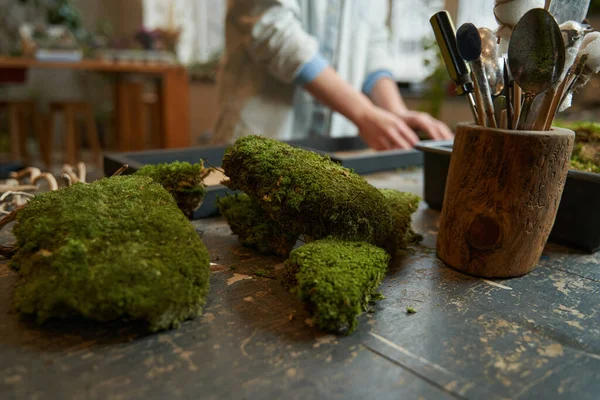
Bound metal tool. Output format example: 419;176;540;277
429;11;479;124
457;23;497;128
534;20;588;130
493;95;506;128
479;27;504;96
508;8;565;130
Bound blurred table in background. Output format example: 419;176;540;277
0;57;191;151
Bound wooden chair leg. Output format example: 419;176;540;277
83;105;102;166
149;97;162;148
115;79;132;152
18;106;31;166
64;105;78;165
46;111;56;168
8;104;20;162
34;111;49;168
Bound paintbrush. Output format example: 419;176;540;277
457;23;497;128
503;58;513;129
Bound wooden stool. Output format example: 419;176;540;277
47;101;102;166
0;100;43;165
143;92;162;148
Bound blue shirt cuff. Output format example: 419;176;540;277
362;70;395;95
293;53;329;86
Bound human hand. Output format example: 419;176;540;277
355;106;420;151
393;110;454;141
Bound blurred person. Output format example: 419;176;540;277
211;0;453;150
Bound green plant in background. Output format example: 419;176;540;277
189;50;223;82
420;36;451;120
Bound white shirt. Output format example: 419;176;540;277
210;0;396;144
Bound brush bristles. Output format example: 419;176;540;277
457;23;482;61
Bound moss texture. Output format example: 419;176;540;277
221;135;395;252
379;189;422;251
135;160;207;217
555;120;600;174
217;193;298;257
10;175;210;331
284;238;390;334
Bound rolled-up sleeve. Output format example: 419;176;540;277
229;0;326;84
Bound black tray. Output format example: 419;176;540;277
0;161;25;180
415;141;600;253
104;137;425;219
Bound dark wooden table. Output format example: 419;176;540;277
1;170;599;400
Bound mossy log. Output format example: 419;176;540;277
9;175;210;331
217;193;298;257
221;136;395;252
135;161;208;217
437;123;574;278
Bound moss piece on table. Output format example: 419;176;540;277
217;193;298;258
378;188;422;251
283;238;390;334
221;135;395;252
554;120;600;173
10;175;210;332
135;160;207;217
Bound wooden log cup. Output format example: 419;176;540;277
436;123;575;278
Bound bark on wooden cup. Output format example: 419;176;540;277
436;122;575;278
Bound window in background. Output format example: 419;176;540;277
456;0;496;31
389;0;445;83
142;0;225;65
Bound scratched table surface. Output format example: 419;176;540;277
1;169;599;400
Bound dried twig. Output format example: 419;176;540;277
0;185;38;193
10;167;41;183
0;191;35;202
62;173;73;187
33;173;59;191
0;208;21;259
111;164;129;177
62;165;80;184
203;160;225;174
77;162;87;183
200;168;215;181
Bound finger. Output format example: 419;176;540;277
370;139;387;151
394;120;419;147
363;133;389;151
377;135;394;151
438;122;454;139
407;114;443;140
386;126;413;149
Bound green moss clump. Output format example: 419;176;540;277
10;175;210;331
284;238;390;334
554;120;600;174
221;135;395;252
134;160;207;217
379;189;422;251
217;193;298;257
